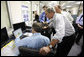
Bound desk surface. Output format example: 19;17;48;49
1;40;20;56
1;32;33;56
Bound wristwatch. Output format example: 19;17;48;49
49;45;53;49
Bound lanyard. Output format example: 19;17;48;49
79;14;83;21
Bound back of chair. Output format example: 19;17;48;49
19;46;42;56
19;46;56;56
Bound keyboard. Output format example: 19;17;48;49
20;35;28;39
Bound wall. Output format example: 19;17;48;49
1;1;10;29
7;1;23;24
21;1;32;26
32;1;40;24
7;1;32;26
70;7;78;15
69;5;83;16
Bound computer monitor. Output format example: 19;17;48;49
13;28;23;38
13;22;26;31
1;27;9;47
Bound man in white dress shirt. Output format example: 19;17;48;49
54;5;75;56
40;6;75;56
62;9;74;24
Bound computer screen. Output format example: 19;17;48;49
1;27;9;46
13;22;26;31
13;28;23;38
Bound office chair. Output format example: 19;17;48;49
19;46;56;56
19;46;41;56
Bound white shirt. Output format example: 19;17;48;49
49;13;75;43
61;11;74;24
49;13;65;43
61;12;75;36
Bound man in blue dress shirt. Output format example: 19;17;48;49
39;5;52;40
39;5;50;23
76;12;83;45
15;22;50;50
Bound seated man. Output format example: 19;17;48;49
15;22;50;50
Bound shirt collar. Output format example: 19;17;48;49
33;33;41;36
52;13;56;20
49;13;55;23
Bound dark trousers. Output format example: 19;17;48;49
75;28;83;44
52;27;56;36
55;34;75;56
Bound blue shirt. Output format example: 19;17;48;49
15;33;50;50
39;12;50;23
76;13;83;26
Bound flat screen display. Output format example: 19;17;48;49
1;27;9;47
13;22;26;31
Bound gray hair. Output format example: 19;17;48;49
46;7;55;13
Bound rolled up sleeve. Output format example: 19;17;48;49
52;15;65;43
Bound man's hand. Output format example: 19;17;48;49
39;46;51;56
39;39;59;56
43;22;48;24
42;26;48;29
78;24;83;29
80;26;83;29
42;22;49;29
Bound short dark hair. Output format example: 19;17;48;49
43;5;47;8
32;22;42;32
63;9;66;11
57;5;62;10
33;11;35;14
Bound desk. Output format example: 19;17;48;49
1;33;33;56
1;40;19;56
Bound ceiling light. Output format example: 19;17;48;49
68;1;75;2
66;6;71;7
75;2;81;4
61;3;65;6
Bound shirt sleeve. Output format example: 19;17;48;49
76;13;83;24
39;12;45;22
15;37;29;47
46;18;50;23
67;12;74;23
44;37;50;46
52;15;65;43
76;17;80;24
